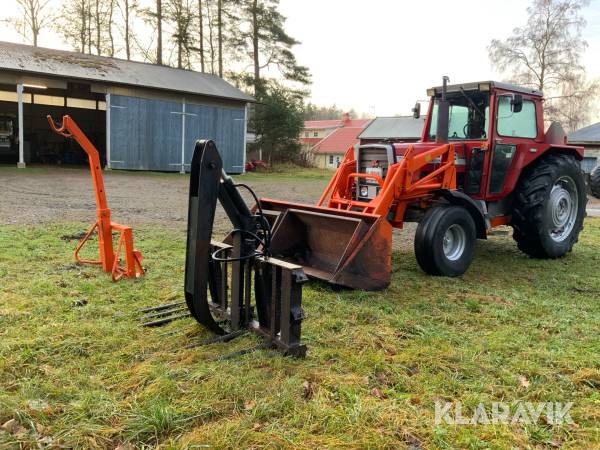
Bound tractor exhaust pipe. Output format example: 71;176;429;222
436;76;450;144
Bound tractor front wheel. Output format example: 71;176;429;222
590;165;600;199
511;154;587;258
414;206;477;276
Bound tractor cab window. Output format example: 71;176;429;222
428;91;489;141
496;96;537;138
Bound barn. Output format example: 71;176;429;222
0;41;253;173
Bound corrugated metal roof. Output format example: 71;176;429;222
359;116;425;140
311;127;365;154
568;122;600;144
0;41;254;102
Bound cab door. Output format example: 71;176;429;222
486;93;540;199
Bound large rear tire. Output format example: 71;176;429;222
511;153;586;258
414;206;477;276
590;165;600;199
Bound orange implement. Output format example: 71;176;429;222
260;142;456;290
47;115;144;281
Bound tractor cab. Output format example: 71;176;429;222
417;80;545;203
356;81;548;205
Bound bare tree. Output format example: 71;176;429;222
58;0;91;53
164;0;194;69
547;75;599;132
7;0;55;47
489;0;596;128
117;0;138;60
91;0;115;55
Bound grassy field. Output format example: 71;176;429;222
1;200;599;448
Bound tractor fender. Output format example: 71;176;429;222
434;189;488;239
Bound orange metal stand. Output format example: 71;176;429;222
48;115;144;281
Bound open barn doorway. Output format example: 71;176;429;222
0;83;106;166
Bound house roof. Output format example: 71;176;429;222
568;122;600;144
359;116;425;140
0;41;254;103
311;126;366;154
304;118;371;129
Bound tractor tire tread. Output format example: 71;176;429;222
511;153;586;258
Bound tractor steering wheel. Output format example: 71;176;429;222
463;123;470;139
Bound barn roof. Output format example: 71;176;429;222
359;116;425;140
0;41;254;103
568;122;600;144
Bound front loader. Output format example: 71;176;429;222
255;78;587;290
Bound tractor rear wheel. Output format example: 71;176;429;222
590;165;600;199
414;206;477;276
511;153;586;258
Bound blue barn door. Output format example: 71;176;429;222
109;94;245;173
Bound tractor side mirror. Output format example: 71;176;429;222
412;101;421;119
511;94;523;113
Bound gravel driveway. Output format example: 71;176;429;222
0;166;328;231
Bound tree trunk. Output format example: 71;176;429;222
28;0;39;47
199;0;205;72
252;0;260;93
80;0;87;52
108;0;115;56
124;0;131;60
217;0;222;77
207;1;215;74
87;0;93;54
95;0;101;55
157;0;163;64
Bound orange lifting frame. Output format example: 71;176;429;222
47;115;144;281
317;143;457;227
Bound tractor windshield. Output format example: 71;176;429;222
428;90;489;141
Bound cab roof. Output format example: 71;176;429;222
428;81;543;97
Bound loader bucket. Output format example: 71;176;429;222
260;199;392;291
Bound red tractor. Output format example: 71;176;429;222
256;78;587;290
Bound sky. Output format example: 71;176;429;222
1;0;599;118
278;0;600;117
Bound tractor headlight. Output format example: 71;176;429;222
359;186;369;198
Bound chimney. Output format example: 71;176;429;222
341;112;350;124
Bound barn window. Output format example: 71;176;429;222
329;155;334;164
34;94;64;107
0;91;31;103
67;98;97;110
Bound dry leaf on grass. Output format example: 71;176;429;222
302;380;315;399
371;387;383;399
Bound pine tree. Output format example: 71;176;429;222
238;0;310;93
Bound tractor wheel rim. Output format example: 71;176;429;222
549;175;578;243
443;224;466;261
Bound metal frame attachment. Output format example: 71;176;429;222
48;115;144;281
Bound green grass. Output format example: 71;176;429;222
1;220;599;449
